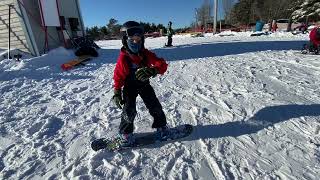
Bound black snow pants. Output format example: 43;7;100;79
119;59;167;134
167;35;173;46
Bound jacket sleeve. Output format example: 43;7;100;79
113;54;129;90
144;49;168;75
310;28;320;46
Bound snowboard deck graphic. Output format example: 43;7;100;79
91;124;193;152
61;55;92;70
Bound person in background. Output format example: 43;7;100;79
166;21;173;47
297;22;308;34
271;20;278;32
255;18;265;32
112;21;169;147
268;19;272;32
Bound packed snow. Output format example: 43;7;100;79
1;31;320;179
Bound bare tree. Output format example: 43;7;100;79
223;0;234;24
229;0;305;26
195;0;212;30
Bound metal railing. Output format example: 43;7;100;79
0;3;29;60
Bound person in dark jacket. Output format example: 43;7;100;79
166;21;173;47
112;21;169;146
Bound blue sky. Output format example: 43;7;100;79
79;0;225;28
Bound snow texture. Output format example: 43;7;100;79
1;31;320;179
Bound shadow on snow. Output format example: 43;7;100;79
191;104;320;140
135;104;320;150
152;40;305;61
97;40;306;63
103;104;320;154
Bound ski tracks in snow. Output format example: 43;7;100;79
154;52;320;179
1;36;320;179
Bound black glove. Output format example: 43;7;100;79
135;67;158;82
112;89;124;109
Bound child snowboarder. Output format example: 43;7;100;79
112;21;169;147
165;21;173;47
303;26;320;54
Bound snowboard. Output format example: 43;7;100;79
91;124;193;152
163;43;173;48
61;55;92;70
250;32;269;36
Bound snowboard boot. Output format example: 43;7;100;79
315;45;320;55
155;125;171;141
301;44;309;54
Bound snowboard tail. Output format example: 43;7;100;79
61;55;92;70
91;124;193;152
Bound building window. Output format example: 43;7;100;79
69;18;79;31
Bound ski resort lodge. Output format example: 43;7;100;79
0;0;85;57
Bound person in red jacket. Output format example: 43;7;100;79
308;26;320;54
112;21;169;147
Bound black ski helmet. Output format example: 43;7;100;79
120;21;145;52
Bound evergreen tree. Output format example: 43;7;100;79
292;0;320;21
100;26;109;37
86;26;100;40
107;18;121;36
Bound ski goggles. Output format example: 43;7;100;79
123;26;144;37
127;35;142;43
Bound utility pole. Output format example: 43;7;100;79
195;8;197;32
213;0;218;34
8;4;13;60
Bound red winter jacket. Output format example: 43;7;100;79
113;48;168;90
310;27;320;47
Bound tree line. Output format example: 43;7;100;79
86;18;168;40
193;0;319;29
227;0;319;26
87;0;320;39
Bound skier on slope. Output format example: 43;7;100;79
307;26;320;54
112;21;169;147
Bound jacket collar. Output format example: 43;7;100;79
120;47;145;64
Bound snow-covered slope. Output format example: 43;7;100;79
1;32;319;179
